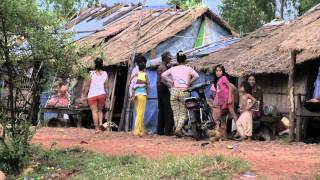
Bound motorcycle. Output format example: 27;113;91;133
183;81;215;140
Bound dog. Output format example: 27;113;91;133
208;127;226;142
47;118;68;127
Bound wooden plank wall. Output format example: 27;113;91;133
255;69;313;114
105;68;118;121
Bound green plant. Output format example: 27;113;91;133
297;0;320;15
0;113;34;174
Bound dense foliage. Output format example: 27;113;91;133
219;0;320;35
297;0;320;15
219;0;277;35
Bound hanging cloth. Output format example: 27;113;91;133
313;67;320;99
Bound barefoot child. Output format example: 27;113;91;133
210;65;238;131
236;81;256;141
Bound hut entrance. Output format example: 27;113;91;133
304;60;320;101
297;59;320;143
111;66;128;129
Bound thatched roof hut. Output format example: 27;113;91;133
190;4;320;77
73;4;236;66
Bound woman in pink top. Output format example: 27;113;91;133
161;51;199;137
83;58;109;132
210;65;238;134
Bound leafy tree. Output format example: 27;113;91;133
279;0;302;20
297;0;320;15
167;0;202;10
219;0;277;35
0;0;92;174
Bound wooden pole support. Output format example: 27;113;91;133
288;50;297;142
296;116;302;141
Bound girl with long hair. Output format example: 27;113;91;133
210;64;238;133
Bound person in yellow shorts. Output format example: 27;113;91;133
132;59;149;136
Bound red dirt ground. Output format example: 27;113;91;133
33;128;320;179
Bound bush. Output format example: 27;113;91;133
0;113;35;174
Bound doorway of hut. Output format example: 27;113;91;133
111;66;128;130
302;59;320;143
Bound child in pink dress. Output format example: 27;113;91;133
210;65;238;132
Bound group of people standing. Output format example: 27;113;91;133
210;65;263;140
129;51;263;141
129;51;199;137
83;52;263;140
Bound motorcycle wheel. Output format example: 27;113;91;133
203;110;215;129
191;123;201;141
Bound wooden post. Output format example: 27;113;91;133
303;117;309;140
288;50;297;142
296;116;301;141
119;65;133;131
107;67;118;122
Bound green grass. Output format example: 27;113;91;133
16;147;250;180
315;172;320;180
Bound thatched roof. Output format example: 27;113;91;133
190;4;320;77
280;4;320;54
73;4;235;66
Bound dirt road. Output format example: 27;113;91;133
33;128;320;179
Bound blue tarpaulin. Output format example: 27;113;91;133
145;19;202;60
